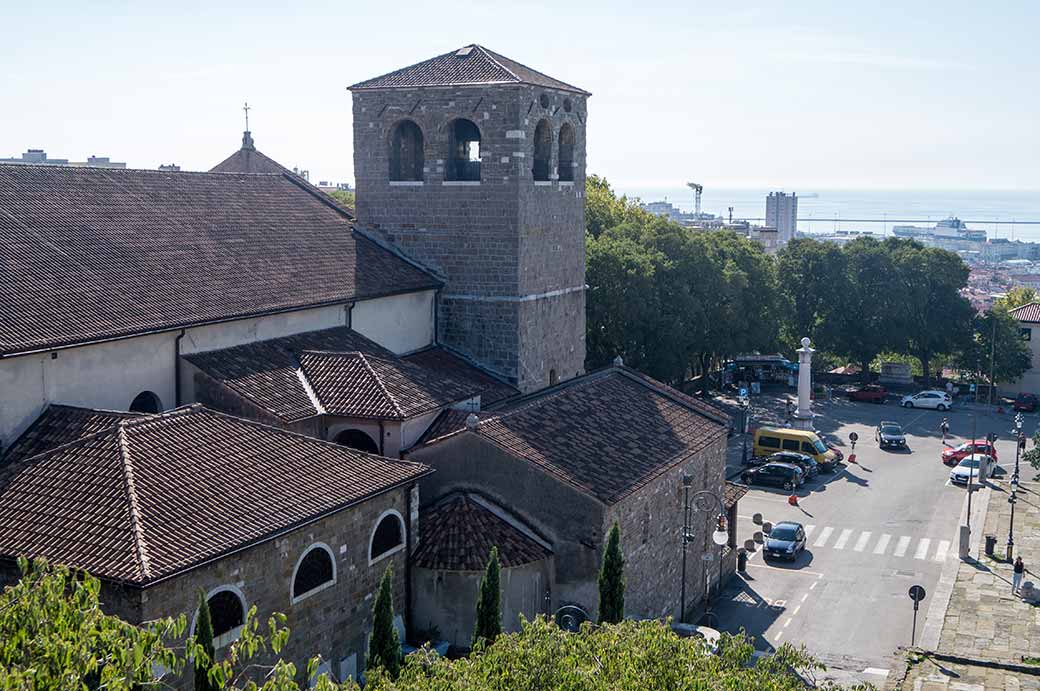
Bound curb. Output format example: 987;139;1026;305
918;649;1040;677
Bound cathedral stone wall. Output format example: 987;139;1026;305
352;84;587;391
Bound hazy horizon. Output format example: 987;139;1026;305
2;1;1038;191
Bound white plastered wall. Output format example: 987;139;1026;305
352;290;436;354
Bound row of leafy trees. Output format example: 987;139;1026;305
586;176;1033;388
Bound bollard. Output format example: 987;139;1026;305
737;549;748;572
848;454;857;465
984;535;996;557
788;495;799;506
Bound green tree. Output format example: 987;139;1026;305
597;522;625;624
954;307;1032;386
472;546;502;649
195;591;218;691
775;237;848;348
328;188;355;209
997;286;1040;311
367;566;402;678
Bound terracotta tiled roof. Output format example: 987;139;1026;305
418;367;729;505
1010;302;1040;323
723;481;748;508
186;327;510;422
349;45;590;96
412;494;551;571
402;347;517;407
1;405;141;465
0;165;439;357
0;405;430;585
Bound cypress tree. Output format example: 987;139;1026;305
367;565;401;678
193;591;216;691
472;546;502;648
598;521;625;624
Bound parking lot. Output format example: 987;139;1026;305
710;393;1025;685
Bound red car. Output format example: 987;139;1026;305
1014;393;1038;412
848;385;887;403
942;440;998;466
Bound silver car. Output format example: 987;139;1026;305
901;390;952;411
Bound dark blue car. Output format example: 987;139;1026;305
765;521;807;561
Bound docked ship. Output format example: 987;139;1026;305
892;216;987;242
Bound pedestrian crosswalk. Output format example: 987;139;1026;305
767;523;952;562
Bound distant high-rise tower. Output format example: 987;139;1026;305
349;45;589;393
766;192;798;244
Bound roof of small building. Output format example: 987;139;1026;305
1;404;141;465
1010;302;1040;324
0;164;439;357
349;44;590;96
412;493;552;571
0;404;430;586
723;481;748;508
185;327;516;422
414;367;730;505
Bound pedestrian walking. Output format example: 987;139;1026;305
1014;556;1025;593
940;417;950;444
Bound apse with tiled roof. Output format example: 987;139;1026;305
350;45;590;394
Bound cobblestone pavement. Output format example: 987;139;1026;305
892;655;1040;691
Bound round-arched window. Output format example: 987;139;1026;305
129;391;162;414
193;587;247;649
334;429;379;454
446;119;481;182
558;123;576;183
533;119;552;182
291;544;336;602
539;93;550;109
369;510;405;563
389;120;424;182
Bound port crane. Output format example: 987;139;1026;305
686;182;703;217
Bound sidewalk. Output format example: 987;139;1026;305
891;475;1040;690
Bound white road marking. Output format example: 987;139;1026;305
809;580;818;590
801;593;808;602
894;536;911;557
803;524;816;538
934;539;950;562
746;564;826;577
783;618;792;628
833;528;853;550
853;531;872;552
863;668;889;677
792;605;801;615
776;631;784;641
814;526;834;547
914;538;931;560
873;533;892;555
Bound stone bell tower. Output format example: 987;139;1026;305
349;45;589;393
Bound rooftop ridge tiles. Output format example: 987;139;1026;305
116;422;151;580
355;352;405;419
475;45;522;84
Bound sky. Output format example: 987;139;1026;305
1;1;1038;190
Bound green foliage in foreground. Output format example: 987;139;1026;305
597;522;625;624
369;616;876;691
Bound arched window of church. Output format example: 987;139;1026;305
129;391;162;414
446;119;481;182
533;119;552;181
369;510;405;563
549;369;558;386
194;587;246;649
291;543;336;603
334;429;379;454
558;123;576;182
389;120;424;182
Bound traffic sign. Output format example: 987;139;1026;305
970;383;977;393
739;387;748;399
849;432;859;442
908;585;926;605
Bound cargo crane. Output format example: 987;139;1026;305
686;182;703;218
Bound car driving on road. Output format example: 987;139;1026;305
741;462;804;490
950;454;992;486
764;451;819;479
942;440;998;466
1014;392;1038;412
875;421;907;449
848;385;887;403
900;390;952;410
764;521;807;561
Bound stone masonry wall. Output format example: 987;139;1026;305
352;84;587;391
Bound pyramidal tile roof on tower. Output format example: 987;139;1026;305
349;44;590;96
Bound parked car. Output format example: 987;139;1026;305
848;385;887;403
741;462;804;490
753;427;840;472
1013;393;1038;413
765;451;819;479
764;521;807;561
900;390;953;410
942;440;998;466
950;454;992;486
670;623;721;653
875;421;907;449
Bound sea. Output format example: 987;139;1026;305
617;187;1040;244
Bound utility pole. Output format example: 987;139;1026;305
989;313;997;407
680;476;691;623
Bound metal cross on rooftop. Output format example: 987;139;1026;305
243;101;250;131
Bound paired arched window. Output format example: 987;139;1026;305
291;543;336;603
129;391;162;414
447;119;481;182
533;119;552;181
334;429;379;454
369;510;405;563
389;120;424;182
558;123;575;182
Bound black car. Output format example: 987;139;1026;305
875;421;906;449
741;462;804;490
764;521;807;561
765;451;818;479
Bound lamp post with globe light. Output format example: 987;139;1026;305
679;476;729;624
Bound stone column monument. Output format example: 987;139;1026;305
792;337;815;431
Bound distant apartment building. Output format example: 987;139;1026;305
0;149;126;169
766;192;798;244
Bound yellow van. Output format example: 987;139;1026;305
753;427;839;472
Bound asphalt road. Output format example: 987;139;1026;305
710;396;1027;686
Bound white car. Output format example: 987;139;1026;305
901;390;953;411
950;454;992;486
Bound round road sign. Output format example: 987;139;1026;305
908;585;926;602
850;432;859;442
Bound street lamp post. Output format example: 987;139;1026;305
741;397;751;464
679;477;728;625
1007;414;1024;561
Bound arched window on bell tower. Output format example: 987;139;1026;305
558;123;575;182
446;118;481;182
389;120;424;182
533;119;552;182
